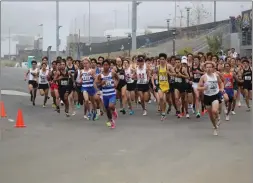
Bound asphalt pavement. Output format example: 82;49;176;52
0;67;252;183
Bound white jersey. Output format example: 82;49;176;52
28;68;38;81
136;64;148;84
76;69;81;84
38;69;49;84
125;67;134;84
203;73;219;96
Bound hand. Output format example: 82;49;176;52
101;80;106;86
153;86;156;90
204;83;208;90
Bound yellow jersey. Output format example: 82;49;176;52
158;66;170;92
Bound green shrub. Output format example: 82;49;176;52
177;47;193;56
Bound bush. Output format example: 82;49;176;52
177;47;193;56
1;60;17;67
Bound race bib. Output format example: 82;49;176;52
175;77;182;83
119;75;125;80
225;81;232;87
194;74;201;79
245;76;251;80
40;76;46;83
61;80;68;86
105;80;112;86
82;76;90;81
159;75;167;81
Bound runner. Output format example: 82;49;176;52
124;58;135;115
49;60;60;112
192;55;204;118
241;59;252;111
96;59;119;129
198;61;224;136
136;55;151;115
25;60;39;106
38;63;50;107
80;57;98;120
114;57;127;115
57;60;73;117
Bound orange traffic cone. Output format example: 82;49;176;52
15;109;26;128
0;101;7;118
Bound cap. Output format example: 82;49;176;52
181;56;187;64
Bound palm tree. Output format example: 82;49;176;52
206;33;223;54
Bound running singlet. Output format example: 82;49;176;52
203;73;219;96
192;66;202;83
137;65;148;84
75;69;81;84
101;72;116;96
67;65;76;78
29;68;38;81
223;72;234;89
81;69;94;89
116;67;125;81
125;67;134;84
59;71;69;88
242;67;252;86
158;65;169;92
38;70;49;84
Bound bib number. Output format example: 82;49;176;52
40;76;46;83
194;74;201;79
159;75;167;81
119;75;125;80
175;77;182;83
245;76;251;80
61;80;68;86
105;80;112;86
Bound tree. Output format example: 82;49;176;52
177;47;193;56
206;33;223;54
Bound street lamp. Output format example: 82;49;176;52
106;35;111;58
127;33;132;56
56;25;62;56
166;19;171;37
172;29;176;56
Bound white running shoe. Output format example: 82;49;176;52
143;110;147;116
224;108;228;114
238;101;241;107
225;115;230;121
84;115;89;120
231;111;236;115
186;113;190;118
213;129;218;136
148;100;151;104
72;111;76;116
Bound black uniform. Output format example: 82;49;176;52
116;66;127;91
242;67;252;91
58;71;71;101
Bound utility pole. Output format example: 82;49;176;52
252;1;253;59
186;7;191;27
88;0;91;51
174;0;177;27
166;19;170;37
214;1;216;22
56;0;59;56
128;4;130;29
8;27;11;60
131;0;141;51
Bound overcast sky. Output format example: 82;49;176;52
1;1;252;56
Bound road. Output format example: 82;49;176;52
0;67;252;183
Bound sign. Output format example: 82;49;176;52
242;9;252;28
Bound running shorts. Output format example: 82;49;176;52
50;83;58;90
116;80;127;91
225;88;234;102
243;82;252;91
137;84;149;92
81;87;96;96
103;94;116;108
38;83;49;90
28;80;38;88
127;82;136;91
59;87;71;101
203;93;219;106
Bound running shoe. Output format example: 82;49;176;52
106;121;111;127
111;119;116;129
60;100;64;106
143;110;147;116
112;109;118;120
167;107;171;114
213;129;218;136
52;103;56;108
129;110;134;115
76;103;81;109
120;108;126;115
56;106;60;113
148;100;151;104
225;115;230;121
84;115;89;120
65;110;70;117
186;113;190;119
72;111;76;116
87;113;91;120
161;114;166;121
196;112;200;118
231;111;236;115
43;105;46;108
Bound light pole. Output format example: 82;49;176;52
166;19;171;37
186;7;191;39
131;1;142;51
56;25;62;56
8;27;11;60
127;33;131;56
38;24;43;49
106;35;111;58
56;0;59;56
172;29;176;56
214;1;216;22
252;2;253;59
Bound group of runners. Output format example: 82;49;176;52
25;52;252;135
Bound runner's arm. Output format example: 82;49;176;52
197;76;207;91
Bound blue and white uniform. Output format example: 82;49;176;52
101;72;116;108
81;69;96;96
